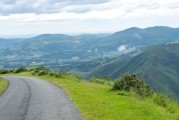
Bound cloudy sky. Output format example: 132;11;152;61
0;0;179;36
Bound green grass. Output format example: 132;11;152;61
16;72;179;120
0;78;8;94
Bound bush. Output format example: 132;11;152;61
49;72;55;76
35;66;49;71
9;69;15;73
37;71;49;76
113;74;153;97
54;72;69;78
32;66;50;76
117;90;131;96
153;94;167;107
15;66;27;73
27;67;35;72
0;69;9;74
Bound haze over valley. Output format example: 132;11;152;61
0;26;179;99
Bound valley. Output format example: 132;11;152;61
1;26;179;99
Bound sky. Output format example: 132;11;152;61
0;0;179;36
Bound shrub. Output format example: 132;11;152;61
113;74;153;97
153;94;167;107
8;69;15;73
32;66;50;76
37;71;49;76
117;90;131;96
54;72;69;78
0;69;9;74
15;66;27;73
35;66;49;71
49;72;55;76
73;74;82;80
27;67;35;72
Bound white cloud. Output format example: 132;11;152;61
135;34;142;40
117;45;137;54
0;0;179;35
0;0;179;22
117;45;127;53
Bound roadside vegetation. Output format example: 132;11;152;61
0;66;179;120
0;78;8;94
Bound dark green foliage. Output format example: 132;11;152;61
73;74;82;80
35;66;49;71
113;74;153;97
0;69;9;74
49;72;55;76
0;68;16;74
54;72;69;78
37;71;49;76
8;69;15;73
15;66;27;73
32;66;50;76
27;67;35;72
153;94;167;107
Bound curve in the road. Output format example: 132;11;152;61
0;76;82;120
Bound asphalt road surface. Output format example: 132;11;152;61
0;76;82;120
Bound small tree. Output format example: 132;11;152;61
15;66;27;73
32;66;50;76
0;69;9;74
113;74;153;97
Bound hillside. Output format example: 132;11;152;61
0;38;25;47
1;26;179;69
89;43;179;99
3;69;178;120
0;78;8;94
95;26;179;51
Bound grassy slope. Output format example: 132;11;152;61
89;44;179;99
0;78;8;94
17;72;179;120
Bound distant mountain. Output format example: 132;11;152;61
95;26;179;51
88;43;179;99
0;33;111;68
1;26;179;71
0;38;25;47
2;26;179;60
8;33;109;59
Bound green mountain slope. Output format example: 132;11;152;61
89;43;179;99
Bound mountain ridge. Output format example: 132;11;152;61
88;43;179;99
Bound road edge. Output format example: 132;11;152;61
38;77;83;119
0;77;9;97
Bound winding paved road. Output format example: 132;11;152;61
0;76;82;120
